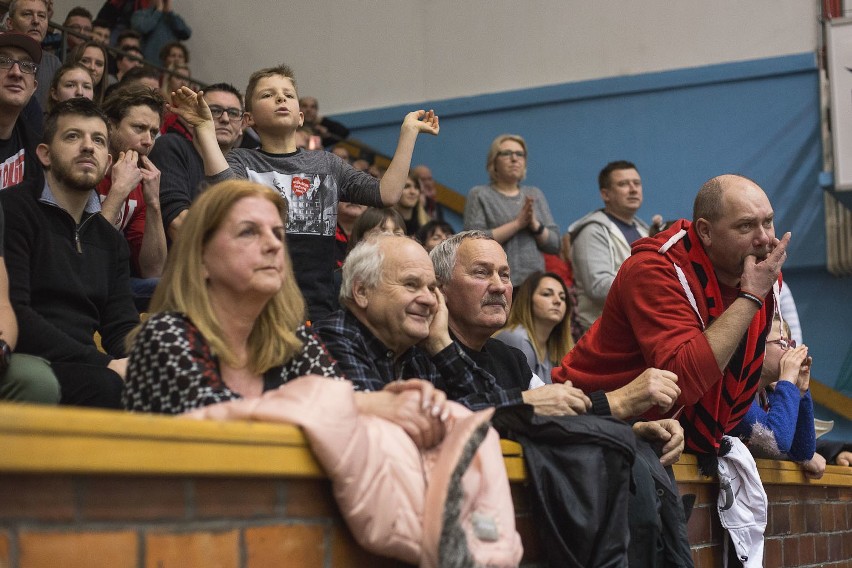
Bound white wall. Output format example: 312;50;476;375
56;1;818;114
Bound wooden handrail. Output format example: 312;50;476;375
0;402;849;487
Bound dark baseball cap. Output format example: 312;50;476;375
0;32;43;65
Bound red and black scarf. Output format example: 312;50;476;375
665;222;774;455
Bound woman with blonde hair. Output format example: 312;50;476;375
464;134;560;286
494;271;573;383
124;179;452;442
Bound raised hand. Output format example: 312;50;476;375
402;109;440;136
168;86;213;128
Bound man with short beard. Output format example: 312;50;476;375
0;98;139;408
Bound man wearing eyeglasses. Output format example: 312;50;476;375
0;32;41;190
149;83;245;241
5;0;61;108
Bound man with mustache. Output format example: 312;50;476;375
0;98;139;408
316;233;523;411
555;174;790;458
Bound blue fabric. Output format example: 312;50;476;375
729;381;816;462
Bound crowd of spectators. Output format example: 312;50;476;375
0;3;850;566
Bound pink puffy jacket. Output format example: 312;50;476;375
186;375;523;567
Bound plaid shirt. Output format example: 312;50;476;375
315;309;524;411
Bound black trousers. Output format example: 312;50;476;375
52;362;124;409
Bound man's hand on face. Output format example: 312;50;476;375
418;287;452;356
521;382;591;416
138;155;162;206
110;150;143;199
740;231;791;299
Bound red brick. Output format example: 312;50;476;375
783;535;799;565
330;523;404;568
145;529;238;568
691;544;722;568
245;524;324;568
687;506;712;545
194;478;278;519
19;530;137;568
834;503;847;533
80;476;186;521
790;503;806;533
830;532;844;562
799;534;815;565
283;479;338;518
823;502;837;531
815;534;830;564
769;503;790;535
764;537;782;567
804;502;822;534
0;475;75;521
0;531;9;566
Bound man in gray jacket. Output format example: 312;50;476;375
569;160;650;335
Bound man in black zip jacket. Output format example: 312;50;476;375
0;98;139;408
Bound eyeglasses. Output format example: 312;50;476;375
67;24;93;34
767;337;796;350
208;105;243;121
0;56;38;75
496;150;526;159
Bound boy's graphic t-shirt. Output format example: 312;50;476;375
208;148;383;320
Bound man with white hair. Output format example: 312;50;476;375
315;233;520;410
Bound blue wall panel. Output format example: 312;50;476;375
335;53;852;392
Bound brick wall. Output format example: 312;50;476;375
1;404;850;567
0;474;408;568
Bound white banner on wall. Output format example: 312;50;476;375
827;18;852;191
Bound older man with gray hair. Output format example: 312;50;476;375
315;233;520;410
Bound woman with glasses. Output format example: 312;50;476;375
729;315;824;478
463;134;560;285
494;271;573;385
